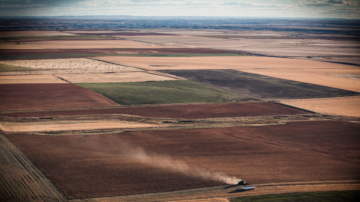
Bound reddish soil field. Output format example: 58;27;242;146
0;48;250;57
0;84;118;111
5;121;360;199
1;102;312;118
74;32;175;36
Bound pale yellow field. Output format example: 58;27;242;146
242;68;360;93
0;40;172;49
0;31;75;37
0;58;140;73
0;75;67;84
280;96;360;117
93;56;360;92
56;72;180;83
0;120;158;133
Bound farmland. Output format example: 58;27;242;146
77;80;255;105
0;75;67;84
3;121;360;199
0;102;312;119
0;18;360;202
0;84;118;111
161;69;360;99
95;56;360;93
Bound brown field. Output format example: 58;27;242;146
0;84;118;111
77;32;175;36
0;75;67;84
4;121;360;199
0;40;172;49
0;120;158;132
0;48;247;57
280;96;360;117
0;134;67;202
56;72;180;83
94;56;360;92
0;31;75;37
0;102;312;119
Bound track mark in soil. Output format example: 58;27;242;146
0;133;67;201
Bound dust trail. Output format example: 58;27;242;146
120;143;241;184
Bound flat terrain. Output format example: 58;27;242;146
0;102;311;119
57;72;179;83
161;70;360;99
0;75;67;84
0;31;75;37
280;96;360;117
0;58;139;74
77;80;254;106
94;56;360;92
0;40;172;49
1;26;360;202
4;121;360;199
72;181;360;202
0;84;119;111
0;48;249;60
119;29;360;59
0;120;158;132
0;63;31;72
231;190;360;202
0;134;67;202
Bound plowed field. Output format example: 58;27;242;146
5;121;360;199
0;134;67;202
1;102;312;119
0;84;118;111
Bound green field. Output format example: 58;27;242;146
0;63;32;72
77;80;256;105
231;191;360;202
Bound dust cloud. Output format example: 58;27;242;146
120;143;241;184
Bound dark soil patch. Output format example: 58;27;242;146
5;121;360;199
73;32;175;36
2;102;312;119
161;69;360;99
0;84;118;111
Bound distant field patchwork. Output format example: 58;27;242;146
161;70;360;99
77;80;256;106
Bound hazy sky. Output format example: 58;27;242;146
0;0;359;18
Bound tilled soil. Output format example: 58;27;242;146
1;102;312;118
0;83;119;111
4;121;360;199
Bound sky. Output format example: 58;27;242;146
0;0;359;19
